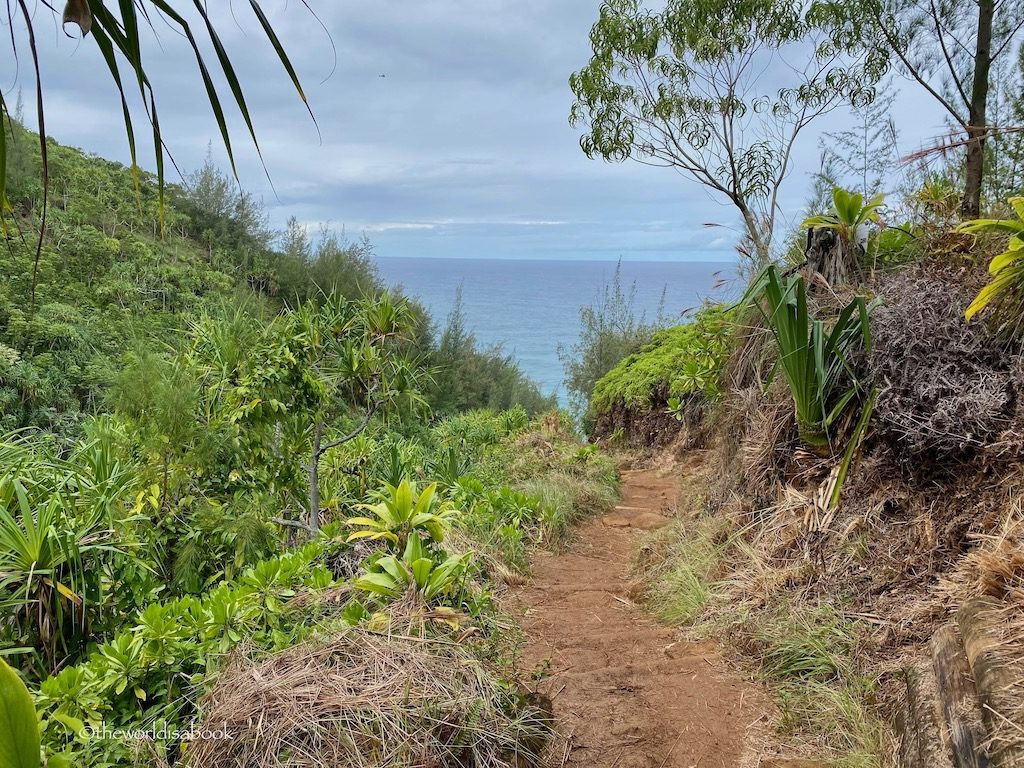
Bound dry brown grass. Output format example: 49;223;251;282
185;623;551;768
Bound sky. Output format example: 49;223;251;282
9;1;951;262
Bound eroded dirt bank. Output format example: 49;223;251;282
512;467;771;768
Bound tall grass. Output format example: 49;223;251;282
638;508;883;766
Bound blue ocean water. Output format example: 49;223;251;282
374;257;737;402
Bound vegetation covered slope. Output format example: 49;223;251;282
0;124;595;767
0;122;553;435
588;306;732;448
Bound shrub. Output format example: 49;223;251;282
589;304;733;417
355;535;473;603
802;187;885;284
33;540;347;766
559;261;667;417
345;478;459;549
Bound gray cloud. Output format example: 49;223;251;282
10;1;950;262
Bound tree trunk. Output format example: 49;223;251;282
307;418;323;535
962;0;995;219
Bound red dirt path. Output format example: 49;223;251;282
512;467;770;768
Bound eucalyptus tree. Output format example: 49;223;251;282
854;0;1024;217
569;0;886;266
2;1;319;304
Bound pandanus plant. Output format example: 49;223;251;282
744;266;875;450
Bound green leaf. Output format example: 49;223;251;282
965;277;1006;320
248;0;318;128
410;558;433;590
51;714;85;739
355;573;399;597
0;658;40;768
988;245;1024;275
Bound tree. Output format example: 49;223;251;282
178;150;272;272
289;294;425;534
569;0;885;265
981;43;1024;202
858;0;1024;217
558;261;664;420
429;288;557;415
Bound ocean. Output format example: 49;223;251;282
374;257;738;402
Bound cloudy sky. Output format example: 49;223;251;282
13;1;950;262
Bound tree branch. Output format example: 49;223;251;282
927;0;971;109
271;517;313;532
316;397;379;457
876;7;965;124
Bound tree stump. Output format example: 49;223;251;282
804;227;859;288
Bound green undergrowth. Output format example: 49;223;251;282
3;406;617;767
463;413;620;551
589;305;733;418
640;512;883;768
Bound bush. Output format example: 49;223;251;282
589;304;733;419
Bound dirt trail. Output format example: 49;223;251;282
513;467;766;768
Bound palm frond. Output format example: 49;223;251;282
5;0;321;303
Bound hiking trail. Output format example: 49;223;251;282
513;465;779;768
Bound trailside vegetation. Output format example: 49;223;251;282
0;122;599;766
568;8;1024;749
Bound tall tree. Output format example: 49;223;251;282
569;0;885;265
859;0;1024;217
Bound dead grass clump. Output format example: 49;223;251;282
868;266;1022;462
186;629;551;768
951;505;1024;605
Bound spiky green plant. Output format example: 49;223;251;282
345;479;459;549
744;266;875;449
958;197;1024;336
